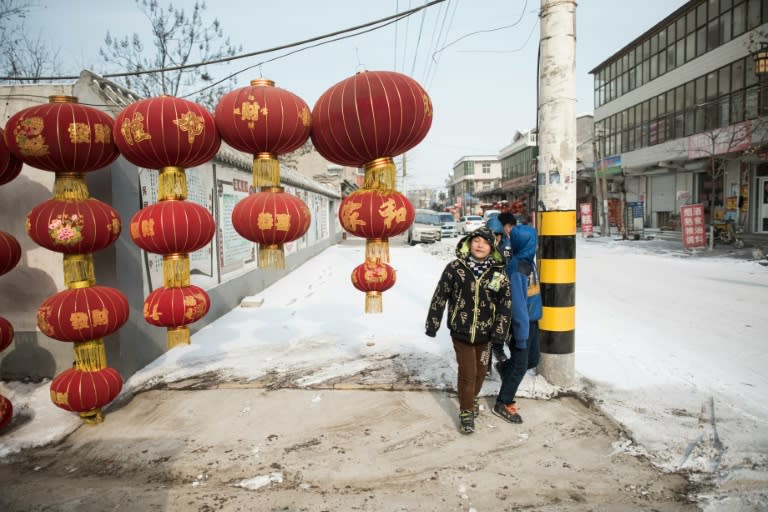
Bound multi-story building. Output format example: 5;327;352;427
497;129;538;215
449;156;502;216
590;0;768;235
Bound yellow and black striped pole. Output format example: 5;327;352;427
536;0;577;386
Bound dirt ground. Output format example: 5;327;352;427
0;386;701;512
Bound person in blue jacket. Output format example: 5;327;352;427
485;214;530;423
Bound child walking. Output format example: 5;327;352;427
425;227;512;434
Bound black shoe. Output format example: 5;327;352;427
473;397;480;418
492;402;522;424
459;410;475;434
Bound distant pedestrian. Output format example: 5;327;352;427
425;227;512;434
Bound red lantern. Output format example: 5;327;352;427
37;285;129;342
0;395;12;430
143;285;210;327
0;230;21;276
50;366;123;414
0;316;13;352
4;96;119;173
0;128;23;185
231;190;311;268
129;200;214;254
214;79;311;156
26;198;121;254
351;260;397;313
114;96;220;169
311;71;432;189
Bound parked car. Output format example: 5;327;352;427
408;210;443;245
458;215;484;234
437;212;458;238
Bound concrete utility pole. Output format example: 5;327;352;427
536;0;576;387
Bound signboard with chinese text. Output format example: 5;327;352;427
579;203;593;237
680;203;707;249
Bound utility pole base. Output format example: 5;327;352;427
538;352;576;388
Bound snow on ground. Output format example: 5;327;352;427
1;233;767;508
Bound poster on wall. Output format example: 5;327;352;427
138;166;215;292
216;176;255;275
680;203;706;249
579;203;593;237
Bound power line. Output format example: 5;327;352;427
409;1;429;77
0;0;446;82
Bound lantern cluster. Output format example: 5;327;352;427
0;231;21;430
3;96;127;424
215;79;311;269
311;71;432;312
114;96;220;348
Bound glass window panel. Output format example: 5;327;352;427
732;59;744;90
667;90;676;115
677;16;686;38
685;108;695;135
650;97;658;119
651;34;658;54
720;11;732;42
706;71;718;99
696;27;707;56
628;68;636;89
745;55;757;87
677;39;686;66
731;90;744;122
676;85;685;110
720;0;732;12
764;0;768;21
747;0;760;28
642;40;650;60
732;2;746;36
628;48;635;67
658;93;667;115
697;3;707;26
719;95;730;126
709;0;720;18
686;10;696;33
659;48;668;75
650;54;658;80
707;20;719;49
667;45;676;70
719;66;730;95
685;81;696;107
686;32;696;61
745;86;758;119
668;23;676;43
658;29;667;48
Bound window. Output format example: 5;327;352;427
720;11;732;43
686;32;696;61
707;19;719;49
732;2;745;36
696;27;707;57
482;163;491;174
747;0;761;29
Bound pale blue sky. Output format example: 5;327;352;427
22;0;688;188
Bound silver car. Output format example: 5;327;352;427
437;212;458;238
408;210;443;245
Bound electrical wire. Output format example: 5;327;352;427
0;0;446;82
409;1;429;76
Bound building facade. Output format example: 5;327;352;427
449;156;502;216
590;0;768;234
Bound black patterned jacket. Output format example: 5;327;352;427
425;239;511;345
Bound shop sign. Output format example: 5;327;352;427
680;203;706;249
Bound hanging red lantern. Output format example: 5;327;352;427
0;316;13;352
351;259;397;313
129;200;214;254
214;79;311;187
4;96;119;173
37;286;129;342
339;189;415;261
49;366;123;421
0;230;21;276
311;70;433;190
0;395;12;430
114;96;220;170
231;189;311;268
143;285;210;327
0;128;23;185
26;198;121;254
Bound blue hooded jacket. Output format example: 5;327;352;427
509;224;537;270
485;216;529;347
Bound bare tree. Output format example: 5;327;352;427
99;0;242;110
0;0;60;82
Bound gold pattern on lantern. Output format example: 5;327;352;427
162;254;191;288
74;339;107;372
275;213;291;232
167;326;190;348
379;199;407;228
234;100;266;128
423;94;433;117
340;201;365;229
257;212;275;230
120;112;151;145
173;111;205;144
144;302;161;322
364;264;389;283
37;307;54;337
50;390;69;407
110;217;121;235
13;117;48;157
68;122;91;143
90;308;110;327
69;311;90;330
299;106;310;127
94;123;112;144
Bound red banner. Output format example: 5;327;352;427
680;204;706;249
579;203;593;237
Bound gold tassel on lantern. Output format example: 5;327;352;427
73;339;107;372
162;254;191;288
365;238;390;264
365;291;383;314
63;254;96;288
252;152;280;188
363;157;397;190
157;166;188;201
53;172;89;200
258;243;285;270
167;326;191;348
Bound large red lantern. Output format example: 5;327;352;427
0;316;13;352
4;96;119;173
215;79;311;187
0;230;21;276
339;189;414;262
0;127;23;185
0;395;12;430
37;286;129;342
129;200;214;254
26;198;121;254
231;190;311;267
311;70;432;190
50;367;123;423
114;96;220;169
143;285;210;327
351;260;397;313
